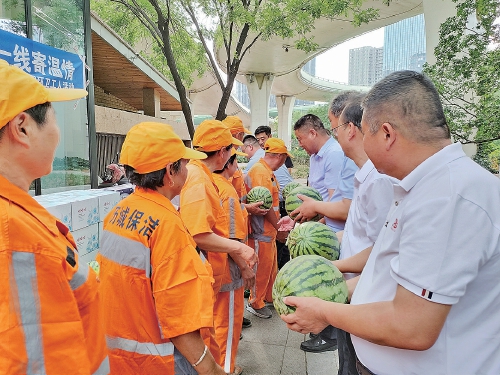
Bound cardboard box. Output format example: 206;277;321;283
101;183;135;200
78;249;99;264
34;196;73;230
71;223;99;255
88;190;121;221
70;196;99;231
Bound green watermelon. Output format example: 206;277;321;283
272;255;348;315
287;222;340;261
282;181;301;200
285;186;323;221
247;186;273;210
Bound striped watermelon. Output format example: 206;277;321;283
285;186;323;221
272;255;348;315
287;222;340;261
247;186;273;210
282;181;301;200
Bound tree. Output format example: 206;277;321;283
92;0;391;137
424;0;500;168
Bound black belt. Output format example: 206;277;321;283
356;357;376;375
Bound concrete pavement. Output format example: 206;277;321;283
236;303;339;375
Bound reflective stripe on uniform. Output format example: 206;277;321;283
93;356;110;375
12;251;46;375
69;262;89;290
106;335;174;357
249;233;273;243
100;231;151;277
220;258;243;292
249;240;259;304
229;198;237;239
224;290;235;373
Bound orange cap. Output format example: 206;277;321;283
193;119;243;152
120;122;206;174
231;148;248;158
0;59;87;129
222;116;251;135
264;138;293;158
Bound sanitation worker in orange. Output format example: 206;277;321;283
212;148;253;375
244;138;291;319
180;120;257;373
97;122;226;375
0;59;109;375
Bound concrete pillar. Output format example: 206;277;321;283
246;73;274;132
143;88;161;117
276;95;296;148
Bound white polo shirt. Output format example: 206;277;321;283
351;143;500;375
340;159;396;280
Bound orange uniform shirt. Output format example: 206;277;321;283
0;175;109;375
180;160;229;293
244;159;280;240
230;168;247;200
98;187;213;374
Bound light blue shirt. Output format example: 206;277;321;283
243;148;265;173
308;137;344;201
325;156;358;232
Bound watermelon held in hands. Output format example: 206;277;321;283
285;186;323;221
247;186;273;210
272;255;348;315
282;181;301;200
287;222;340;261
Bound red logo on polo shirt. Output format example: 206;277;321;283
391;218;398;231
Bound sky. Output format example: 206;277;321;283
315;27;384;83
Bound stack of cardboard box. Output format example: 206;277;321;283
34;189;121;264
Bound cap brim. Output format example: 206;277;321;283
183;147;207;160
47;88;88;102
231;136;243;146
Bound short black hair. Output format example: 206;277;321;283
362;70;450;143
124;159;182;190
243;134;259;145
214;154;237;174
340;99;363;130
293;114;329;135
254;126;271;136
330;92;364;118
202;143;233;158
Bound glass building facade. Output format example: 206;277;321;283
383;14;426;77
0;0;93;194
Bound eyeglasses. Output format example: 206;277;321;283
331;121;349;137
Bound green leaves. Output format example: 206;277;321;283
424;0;500;171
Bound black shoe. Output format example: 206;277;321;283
242;317;252;328
309;332;318;339
300;335;337;353
244;289;250;298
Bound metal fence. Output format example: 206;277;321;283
96;133;126;180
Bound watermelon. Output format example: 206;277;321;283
247;186;273;210
272;255;348;315
285;186;323;221
287;222;340;261
282;181;301;200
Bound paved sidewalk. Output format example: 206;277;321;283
236;303;338;375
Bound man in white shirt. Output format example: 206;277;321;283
281;70;500;375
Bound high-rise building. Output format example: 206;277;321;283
232;58;317;109
348;46;384;86
383;14;426;76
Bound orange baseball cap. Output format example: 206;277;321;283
222;116;251;135
120;122;206;174
193;119;243;152
0;59;88;129
264;138;293;158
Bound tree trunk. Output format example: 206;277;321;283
160;27;195;138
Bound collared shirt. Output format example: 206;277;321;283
273;164;294;201
0;175;109;375
351;143;500;375
309;137;344;201
340;159;396;280
99;187;213;374
325;156;358;232
243;148;265;173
